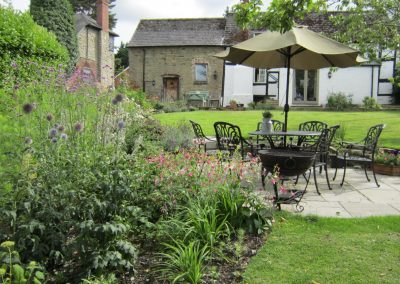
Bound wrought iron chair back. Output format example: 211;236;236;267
333;124;386;187
190;120;207;140
256;119;285;147
298;120;328;145
363;124;385;154
214;121;253;158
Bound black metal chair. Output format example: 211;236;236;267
256;119;285;148
213;121;255;160
301;125;340;194
189;120;216;152
333;124;385;187
297;120;328;146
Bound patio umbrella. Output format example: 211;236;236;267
215;26;363;131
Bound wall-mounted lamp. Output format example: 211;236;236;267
327;70;332;79
151;80;156;86
213;70;218;80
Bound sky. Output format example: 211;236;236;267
9;0;270;48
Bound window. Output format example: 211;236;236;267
254;68;267;83
195;64;208;82
109;36;115;51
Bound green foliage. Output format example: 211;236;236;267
30;0;78;69
115;42;129;75
158;241;208;284
326;92;353;110
233;0;326;32
254;102;277;110
0;241;46;284
0;7;68;89
362;96;381;110
247;101;256;109
262;110;272;118
80;273;118;284
156;100;192;113
389;62;400;104
160;121;194;152
330;0;400;61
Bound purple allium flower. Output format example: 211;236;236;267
115;94;124;102
25;137;33;145
60;133;68;140
14;84;19;90
49;128;57;137
22;103;34;114
51;137;58;143
11;61;17;68
58;63;63;68
58;125;65;132
117;120;125;129
74;122;83;132
111;98;118;105
46;114;53;121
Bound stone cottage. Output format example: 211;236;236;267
74;0;118;89
127;14;247;107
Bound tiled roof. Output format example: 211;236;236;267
128;17;227;47
75;13;119;37
297;12;348;34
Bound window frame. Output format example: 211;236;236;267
194;63;208;83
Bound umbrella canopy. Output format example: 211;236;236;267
215;26;363;133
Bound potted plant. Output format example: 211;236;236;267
261;111;273;132
373;148;400;176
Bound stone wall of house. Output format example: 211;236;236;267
128;46;225;105
76;27;114;89
97;30;115;88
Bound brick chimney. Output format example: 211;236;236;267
96;0;109;33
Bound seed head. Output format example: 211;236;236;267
46;114;53;121
49;128;57;137
115;93;124;102
22;103;34;114
111;98;118;105
117;120;126;129
25;137;33;145
60;133;68;140
74;122;83;132
51;137;58;143
58;125;65;132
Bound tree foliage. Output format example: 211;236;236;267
232;0;400;61
69;0;117;30
30;0;77;70
115;42;129;75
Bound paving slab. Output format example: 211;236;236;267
340;202;400;217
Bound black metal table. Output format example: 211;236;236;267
249;130;321;148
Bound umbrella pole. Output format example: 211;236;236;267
284;49;291;146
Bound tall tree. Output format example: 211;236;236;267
69;0;117;30
30;0;77;69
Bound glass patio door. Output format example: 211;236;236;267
293;70;317;103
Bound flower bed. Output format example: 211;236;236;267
374;148;400;176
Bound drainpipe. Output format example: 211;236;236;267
142;49;146;92
265;70;269;99
221;60;226;107
371;65;375;98
393;50;397;97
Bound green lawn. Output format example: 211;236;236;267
243;213;400;284
154;110;400;148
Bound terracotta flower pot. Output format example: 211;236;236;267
373;163;400;176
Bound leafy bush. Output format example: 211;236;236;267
157;100;191;113
0;241;46;284
362;96;381;110
247;101;256;109
0;7;68;89
254;102;277;110
327;92;353;110
160;121;194;152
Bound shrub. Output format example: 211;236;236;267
362;96;381;110
0;7;68;89
247;101;256;109
326;92;353;110
160;121;194;152
254;102;276;110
